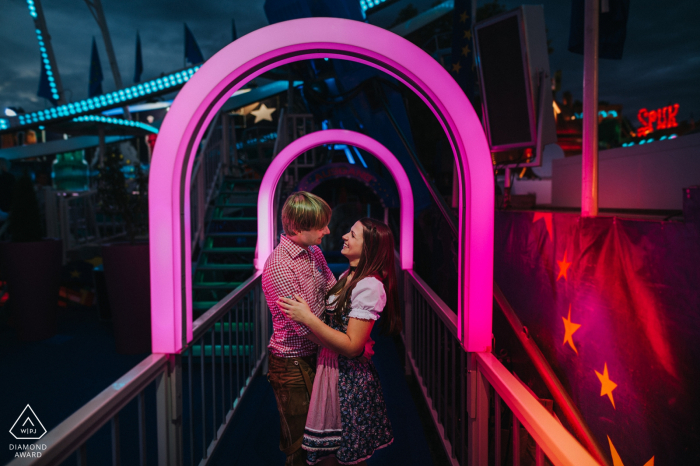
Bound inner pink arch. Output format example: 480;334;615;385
257;130;413;271
149;17;493;354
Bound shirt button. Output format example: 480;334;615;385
294;361;299;366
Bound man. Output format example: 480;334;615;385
262;191;337;466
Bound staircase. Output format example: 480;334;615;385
192;177;261;317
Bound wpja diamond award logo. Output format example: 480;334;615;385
9;405;48;458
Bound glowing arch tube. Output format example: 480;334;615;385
149;18;493;353
257;130;413;271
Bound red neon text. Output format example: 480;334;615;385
638;104;679;137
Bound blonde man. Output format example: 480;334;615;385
262;191;336;466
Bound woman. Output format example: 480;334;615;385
277;218;401;465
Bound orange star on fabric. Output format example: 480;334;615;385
595;363;618;409
562;305;581;354
463;30;472;40
557;249;572;281
532;212;553;240
608;436;654;466
459;11;469;23
452;61;462;74
461;44;471;57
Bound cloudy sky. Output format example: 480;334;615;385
1;0;698;125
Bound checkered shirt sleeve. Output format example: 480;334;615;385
262;236;337;357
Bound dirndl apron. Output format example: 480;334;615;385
301;346;342;459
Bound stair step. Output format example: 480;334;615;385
202;247;255;254
193;282;243;289
193;301;218;311
196;263;255;271
184;344;254;358
207;232;257;237
214;202;258;208
212;215;258;221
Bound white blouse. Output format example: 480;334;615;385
347;277;386;321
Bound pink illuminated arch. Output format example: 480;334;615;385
149;17;494;354
257;130;413;271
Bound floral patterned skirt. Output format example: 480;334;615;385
305;355;394;465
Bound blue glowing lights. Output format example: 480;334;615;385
72;115;159;134
26;0;37;18
7;66;200;130
359;0;387;12
0;119;9;131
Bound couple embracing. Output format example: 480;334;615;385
263;192;401;466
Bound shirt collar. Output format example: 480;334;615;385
280;235;310;258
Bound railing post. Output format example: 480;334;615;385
197;162;206;248
468;353;489;466
403;271;413;375
221;112;230;175
156;354;183;466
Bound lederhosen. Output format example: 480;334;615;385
267;352;317;466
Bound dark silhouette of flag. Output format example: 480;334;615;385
37;55;58;105
568;0;630;59
232;19;238;42
88;37;103;97
449;0;477;104
134;31;143;83
184;23;204;65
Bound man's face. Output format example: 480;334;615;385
294;224;330;248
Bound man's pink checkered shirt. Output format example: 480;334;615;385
262;235;337;357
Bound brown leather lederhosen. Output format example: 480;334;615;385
267;352;317;466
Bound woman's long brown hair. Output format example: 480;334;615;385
326;218;402;335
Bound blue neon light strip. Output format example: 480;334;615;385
72;115;159;134
13;66;200;129
359;0;388;12
26;0;60;101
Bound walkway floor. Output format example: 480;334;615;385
1;306;448;465
208;328;442;465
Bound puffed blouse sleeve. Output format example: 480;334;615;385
347;277;386;321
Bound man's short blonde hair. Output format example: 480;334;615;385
281;191;331;236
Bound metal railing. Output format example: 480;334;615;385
11;272;268;466
43;188;126;263
403;269;601;466
8;354;169;466
182;271;267;465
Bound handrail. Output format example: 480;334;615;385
493;282;609;466
192;270;263;341
476;352;600;466
407;269;457;336
9;354;169;466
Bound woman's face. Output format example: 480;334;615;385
341;221;364;266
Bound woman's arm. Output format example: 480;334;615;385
278;295;372;358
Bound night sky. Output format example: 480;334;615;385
1;0;698;125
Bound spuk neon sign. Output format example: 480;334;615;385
638;104;679;137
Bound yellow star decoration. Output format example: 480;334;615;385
463;30;472;40
562;305;581;354
461;44;471;57
557;249;572;281
70;270;81;279
250;103;276;123
608;436;654;466
459;11;469;23
595;363;618;409
452;61;462;74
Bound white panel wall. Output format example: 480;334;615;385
551;132;700;210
